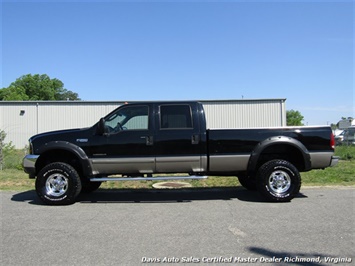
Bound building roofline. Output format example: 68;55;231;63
0;98;287;105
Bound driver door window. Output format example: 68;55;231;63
105;105;149;133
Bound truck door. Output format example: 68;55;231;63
154;103;206;173
91;104;155;174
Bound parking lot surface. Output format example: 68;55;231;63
1;187;354;265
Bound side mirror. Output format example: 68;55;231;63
96;118;106;135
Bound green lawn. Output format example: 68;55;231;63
1;160;354;191
301;159;355;186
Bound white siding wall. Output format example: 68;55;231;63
36;103;119;133
203;100;286;129
1;103;38;149
1;102;122;148
0;99;286;148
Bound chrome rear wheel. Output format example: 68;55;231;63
268;170;291;194
257;160;301;202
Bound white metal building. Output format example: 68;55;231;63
0;99;286;148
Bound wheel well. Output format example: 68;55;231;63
256;144;306;171
35;149;83;177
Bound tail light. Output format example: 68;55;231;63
330;133;335;150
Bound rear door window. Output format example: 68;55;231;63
160;105;193;129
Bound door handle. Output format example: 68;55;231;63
191;134;200;145
141;136;154;146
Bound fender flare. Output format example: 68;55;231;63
36;141;93;177
247;136;311;174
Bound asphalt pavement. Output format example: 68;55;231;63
1;187;354;266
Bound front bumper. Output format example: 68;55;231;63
330;156;340;167
23;154;39;178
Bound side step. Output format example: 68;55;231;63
90;175;208;182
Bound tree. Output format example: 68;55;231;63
0;74;80;101
287;110;304;126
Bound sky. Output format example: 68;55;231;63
1;0;354;125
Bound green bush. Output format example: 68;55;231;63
335;146;355;160
2;144;25;170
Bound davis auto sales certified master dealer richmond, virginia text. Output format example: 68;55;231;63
141;256;352;264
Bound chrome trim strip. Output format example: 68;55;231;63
90;175;207;182
91;157;155;164
156;157;200;163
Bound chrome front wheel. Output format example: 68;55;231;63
45;173;69;197
36;162;82;205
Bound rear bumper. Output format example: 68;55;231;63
23;154;39;178
310;152;339;169
330;156;340;167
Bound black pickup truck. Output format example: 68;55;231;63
23;101;338;205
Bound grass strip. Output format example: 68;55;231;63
1;160;354;191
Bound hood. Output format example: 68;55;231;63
30;127;93;147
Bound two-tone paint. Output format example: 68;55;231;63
23;101;338;179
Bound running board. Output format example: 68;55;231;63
90;175;208;182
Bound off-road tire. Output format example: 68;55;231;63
256;159;301;202
36;162;82;205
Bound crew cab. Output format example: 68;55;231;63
23;101;339;204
